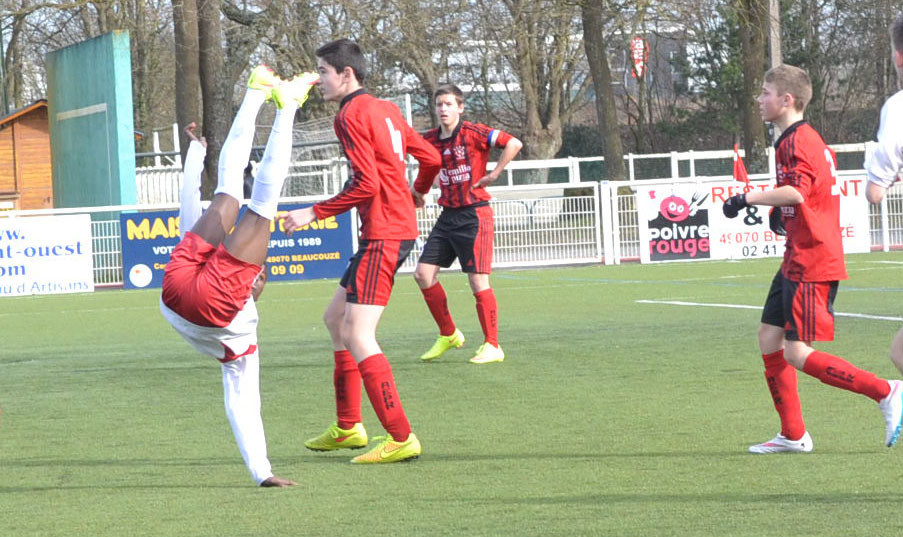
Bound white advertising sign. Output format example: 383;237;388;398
0;214;95;296
636;176;871;263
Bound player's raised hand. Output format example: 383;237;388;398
183;122;207;148
722;193;748;218
260;475;297;488
283;207;316;233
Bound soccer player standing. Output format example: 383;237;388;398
722;64;903;453
283;39;442;463
161;66;317;485
865;15;903;374
411;84;522;364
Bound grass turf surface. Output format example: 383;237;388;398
2;253;903;536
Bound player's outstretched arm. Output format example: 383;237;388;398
283;206;316;233
260;476;297;488
179;122;208;238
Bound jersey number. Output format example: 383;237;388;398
825;148;840;196
385;118;404;162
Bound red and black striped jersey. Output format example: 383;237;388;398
775;120;847;282
313;90;441;240
414;121;514;208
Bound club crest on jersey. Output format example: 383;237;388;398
454;145;466;160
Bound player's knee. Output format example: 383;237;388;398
413;267;434;288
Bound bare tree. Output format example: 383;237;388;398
581;0;626;180
734;0;768;171
172;0;200;160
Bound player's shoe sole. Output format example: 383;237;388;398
304;422;368;451
350;433;421;464
420;329;465;361
880;380;903;447
272;72;319;109
748;431;813;454
247;65;280;102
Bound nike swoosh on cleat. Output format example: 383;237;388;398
334;435;351;443
379;444;403;459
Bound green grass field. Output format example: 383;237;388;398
3;253;903;536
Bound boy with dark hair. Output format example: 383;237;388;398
722;64;903;454
865;14;903;373
411;83;522;364
283;39;442;463
161;65;317;485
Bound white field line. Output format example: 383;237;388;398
636;299;903;322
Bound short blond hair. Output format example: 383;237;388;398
764;64;813;112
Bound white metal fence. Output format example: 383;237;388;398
136;143;874;204
8;166;903;288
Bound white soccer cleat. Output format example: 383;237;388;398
879;380;903;447
748;431;813;454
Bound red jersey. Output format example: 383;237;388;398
775;120;847;282
313;90;441;240
414;121;514;208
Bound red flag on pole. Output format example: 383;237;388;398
733;144;749;185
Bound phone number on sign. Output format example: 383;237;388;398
718;231;785;245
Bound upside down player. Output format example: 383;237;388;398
160;65;317;485
411;84;522;364
283;39;441;463
722;64;903;453
865;14;903;374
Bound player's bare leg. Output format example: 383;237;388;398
415;262;464;361
189;195;241;248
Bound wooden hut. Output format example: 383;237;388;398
0;100;52;210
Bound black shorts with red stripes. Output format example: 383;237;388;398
419;202;494;274
340;239;415;306
761;270;838;342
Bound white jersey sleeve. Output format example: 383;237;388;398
160;297;259;360
866;90;903;189
179;140;207;239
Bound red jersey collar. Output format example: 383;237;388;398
774;119;808;148
438;119;464;142
340;88;368;109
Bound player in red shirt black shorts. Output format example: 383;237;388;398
722;64;903;453
283;39;441;464
411;84;522;364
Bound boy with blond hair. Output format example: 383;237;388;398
722;64;903;453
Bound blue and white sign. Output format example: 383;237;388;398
120;203;354;289
0;214;94;296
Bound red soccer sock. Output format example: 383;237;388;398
333;350;362;429
802;350;891;403
762;350;806;440
474;288;499;346
421;282;456;336
358;353;411;442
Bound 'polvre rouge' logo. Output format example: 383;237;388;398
648;191;710;261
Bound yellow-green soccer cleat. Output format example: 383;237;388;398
304;422;368;451
420;328;465;361
350;433;421;464
272;72;320;109
247;64;280;100
470;342;505;364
